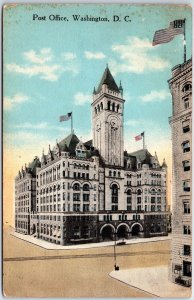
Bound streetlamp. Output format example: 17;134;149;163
114;229;119;271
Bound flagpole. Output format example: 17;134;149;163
184;18;186;63
143;132;145;149
71;112;73;134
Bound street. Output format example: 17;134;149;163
3;226;171;297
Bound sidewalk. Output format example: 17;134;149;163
109;266;192;298
11;231;171;250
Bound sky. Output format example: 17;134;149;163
3;4;192;224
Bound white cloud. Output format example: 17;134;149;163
4;93;29;111
74;92;91;106
140;90;170;103
15;122;68;132
62;52;76;60
6;63;62;81
6;48;79;81
15;122;48;129
110;36;170;75
84;51;106;60
23;48;53;64
124;119;140;126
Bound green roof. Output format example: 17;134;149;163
128;149;152;164
58;133;79;154
96;66;119;93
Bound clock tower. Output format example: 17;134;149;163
92;66;125;166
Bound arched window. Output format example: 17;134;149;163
83;184;90;191
95;107;97;114
107;101;111;110
118;171;121;177
117;104;119;112
97;104;100;112
73;183;80;191
113;171;116;177
137;189;142;195
109;170;112;177
100;102;103;110
112;102;115;111
182;83;192;93
151;189;156;195
127;189;132;210
83;184;90;202
127;189;131;195
111;184;118;210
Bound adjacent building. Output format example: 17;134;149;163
169;58;192;287
15;66;169;245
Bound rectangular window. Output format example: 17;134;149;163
183;181;190;192
183;160;190;171
151;205;155;212
184;97;189;109
83;204;89;212
73;172;76;178
151;197;155;203
137;205;141;211
127;197;131;204
73;204;80;212
183;245;191;256
182;141;190;153
127;205;132;211
83;194;89;201
112;205;118;211
183;225;191;235
182;120;190;133
183;201;190;214
73;193;80;201
137;197;141;204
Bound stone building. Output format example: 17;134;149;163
168;58;192;287
15;66;169;245
15;157;40;234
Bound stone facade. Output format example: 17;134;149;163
15;67;170;245
169;58;192;287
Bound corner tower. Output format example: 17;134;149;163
92;66;125;166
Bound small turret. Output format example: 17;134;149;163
119;80;123;97
162;158;167;169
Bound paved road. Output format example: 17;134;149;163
3;226;171;298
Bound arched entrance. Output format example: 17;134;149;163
101;225;114;241
131;223;142;236
117;224;129;239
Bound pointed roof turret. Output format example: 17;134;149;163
162;158;167;168
96;66;119;93
119;80;123;96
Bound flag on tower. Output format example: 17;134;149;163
135;132;144;141
59;112;72;122
152;19;185;46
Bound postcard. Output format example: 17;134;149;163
3;3;192;298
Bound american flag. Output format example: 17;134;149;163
152;19;184;46
59;112;72;122
135;132;144;142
